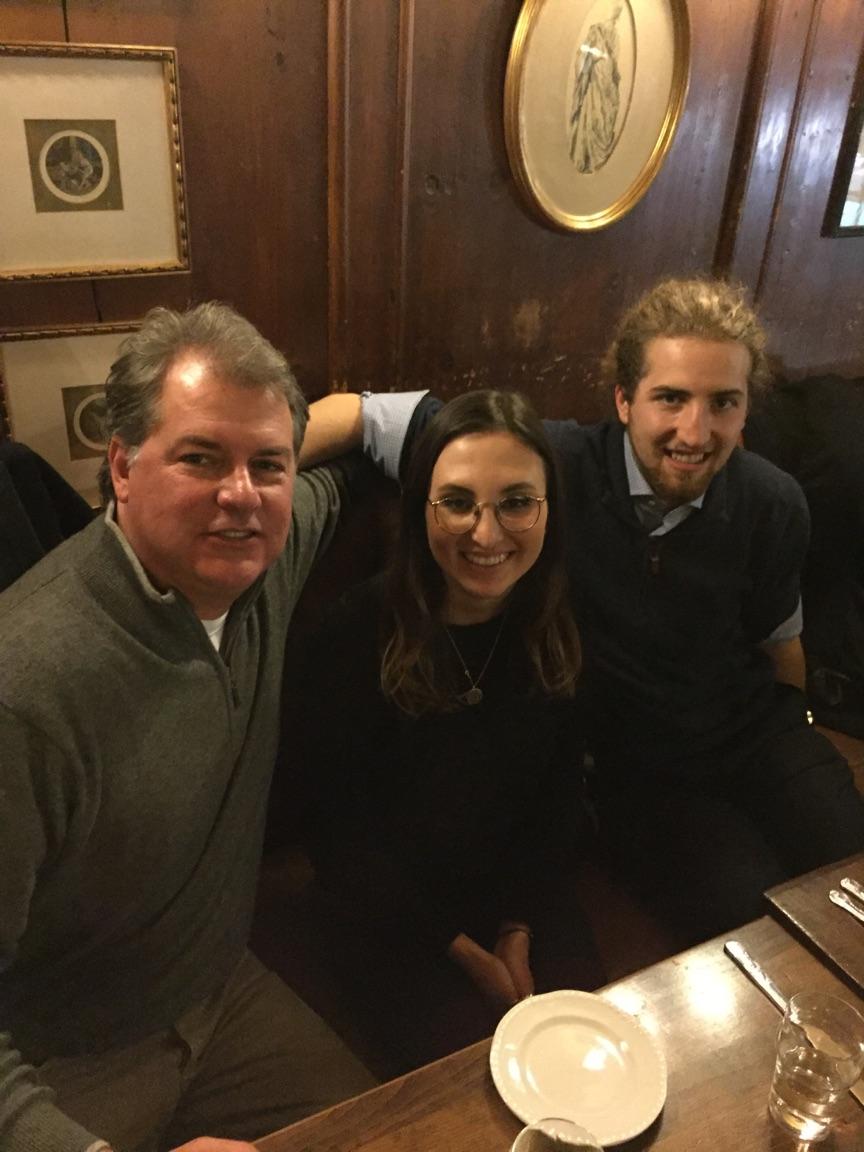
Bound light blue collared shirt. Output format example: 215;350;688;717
361;390;428;480
622;431;704;537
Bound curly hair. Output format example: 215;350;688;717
603;277;771;401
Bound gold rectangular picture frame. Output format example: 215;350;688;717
0;42;190;279
0;323;138;506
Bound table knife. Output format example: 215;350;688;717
724;940;787;1012
830;888;864;926
724;939;864;1109
841;876;864;904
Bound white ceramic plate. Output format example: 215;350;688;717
489;990;667;1145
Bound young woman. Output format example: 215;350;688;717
299;390;601;1071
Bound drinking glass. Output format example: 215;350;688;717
510;1117;603;1152
768;990;864;1142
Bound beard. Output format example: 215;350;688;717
638;451;717;508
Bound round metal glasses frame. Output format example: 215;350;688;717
427;495;547;534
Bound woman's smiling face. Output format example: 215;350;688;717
425;430;549;625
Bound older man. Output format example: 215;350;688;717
332;277;864;939
0;303;372;1152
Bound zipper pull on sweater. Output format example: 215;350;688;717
648;541;661;575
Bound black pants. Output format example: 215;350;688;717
594;685;864;943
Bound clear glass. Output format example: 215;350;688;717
510;1117;603;1152
768;991;864;1142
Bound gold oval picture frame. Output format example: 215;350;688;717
504;0;690;232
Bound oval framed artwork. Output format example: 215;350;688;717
504;0;690;231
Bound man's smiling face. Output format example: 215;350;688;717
109;354;296;619
615;336;750;507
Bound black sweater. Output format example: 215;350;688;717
301;577;585;953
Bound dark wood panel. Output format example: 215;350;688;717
5;0;863;402
59;0;330;392
328;0;403;392
0;2;65;39
757;0;864;375
386;0;761;422
718;0;815;288
766;854;864;994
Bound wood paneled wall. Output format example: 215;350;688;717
1;0;862;420
749;0;864;376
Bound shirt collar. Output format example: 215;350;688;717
104;500;177;606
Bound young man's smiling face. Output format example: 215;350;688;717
615;336;750;507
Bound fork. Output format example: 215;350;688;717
829;887;864;925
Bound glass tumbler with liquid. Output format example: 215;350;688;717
768;990;864;1142
510;1117;602;1152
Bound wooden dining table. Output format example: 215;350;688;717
256;914;863;1151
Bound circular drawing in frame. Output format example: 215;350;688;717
72;390;108;453
504;0;690;231
24;118;124;214
61;384;108;461
40;131;110;203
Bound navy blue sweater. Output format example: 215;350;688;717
544;419;809;777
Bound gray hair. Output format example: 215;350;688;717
99;301;308;502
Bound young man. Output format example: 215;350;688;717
0;303;372;1152
350;277;864;939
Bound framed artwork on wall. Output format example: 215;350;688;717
0;42;189;280
0;324;138;505
504;0;690;231
823;49;864;237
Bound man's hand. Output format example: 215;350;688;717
169;1139;258;1151
495;926;534;1000
447;932;520;1006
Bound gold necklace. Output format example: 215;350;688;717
443;617;506;706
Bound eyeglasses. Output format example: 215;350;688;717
427;494;547;534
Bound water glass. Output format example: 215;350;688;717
511;1117;603;1152
768;990;864;1142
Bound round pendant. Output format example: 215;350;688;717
460;686;483;706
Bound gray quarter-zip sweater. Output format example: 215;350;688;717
0;463;347;1152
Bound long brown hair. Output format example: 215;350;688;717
380;389;580;714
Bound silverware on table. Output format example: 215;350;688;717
830;888;864;926
841;876;864;904
724;939;864;1109
724;940;787;1012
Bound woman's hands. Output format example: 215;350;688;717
447;933;519;1004
447;926;534;1006
495;925;534;1000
